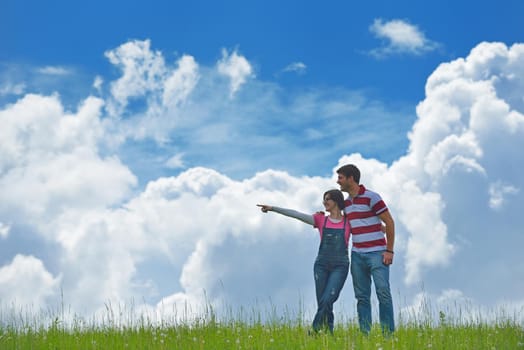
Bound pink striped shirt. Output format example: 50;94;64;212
344;184;388;252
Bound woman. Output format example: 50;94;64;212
257;189;350;334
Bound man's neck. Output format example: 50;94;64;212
348;184;360;198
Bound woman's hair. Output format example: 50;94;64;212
324;189;345;211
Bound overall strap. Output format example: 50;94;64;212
322;216;329;229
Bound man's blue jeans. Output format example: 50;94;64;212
351;250;395;334
313;260;349;333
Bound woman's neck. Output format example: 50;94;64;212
328;210;343;220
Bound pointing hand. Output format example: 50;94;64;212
256;204;272;213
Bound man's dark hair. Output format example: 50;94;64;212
336;164;361;184
324;189;345;210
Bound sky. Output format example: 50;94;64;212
1;0;524;326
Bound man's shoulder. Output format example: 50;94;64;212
360;186;387;208
359;184;381;198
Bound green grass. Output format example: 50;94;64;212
0;306;523;349
1;320;523;349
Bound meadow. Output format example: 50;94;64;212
0;302;523;349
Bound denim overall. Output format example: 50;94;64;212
312;216;349;333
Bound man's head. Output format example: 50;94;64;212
336;164;360;192
337;164;360;183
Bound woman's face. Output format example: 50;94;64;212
323;195;337;211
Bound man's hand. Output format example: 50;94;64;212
382;250;394;265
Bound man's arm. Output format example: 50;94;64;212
379;210;395;265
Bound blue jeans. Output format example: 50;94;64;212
351;250;395;334
312;259;349;333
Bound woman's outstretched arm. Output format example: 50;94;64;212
257;204;315;226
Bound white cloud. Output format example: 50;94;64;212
283;61;307;74
400;289;473;324
217;48;254;97
155;291;211;322
14;167;318;317
98;40;409;175
165;153;185;169
37;66;71;76
424;132;485;180
93;75;103;92
0;82;25;96
162;55;199;109
0;255;60;308
395;180;454;284
56;209;146;312
401;289;524;325
0;222;9;239
489;181;519;209
389;42;524;286
105;39;167;115
0;94;103;171
369;18;439;57
0;93;137;229
1;40;524;325
103;41;201;143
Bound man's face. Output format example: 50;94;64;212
337;174;350;191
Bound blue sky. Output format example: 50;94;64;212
4;0;521;99
1;0;524;325
3;0;523;183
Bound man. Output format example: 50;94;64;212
336;164;395;335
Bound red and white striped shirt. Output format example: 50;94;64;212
344;184;388;253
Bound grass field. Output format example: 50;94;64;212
1;303;523;349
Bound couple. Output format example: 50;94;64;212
257;164;395;335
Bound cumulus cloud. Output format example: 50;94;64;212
369;18;439;57
0;40;523;325
39;167;330;317
0;255;60;308
389;42;524;287
0;94;136;225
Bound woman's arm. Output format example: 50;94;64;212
257;204;315;226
